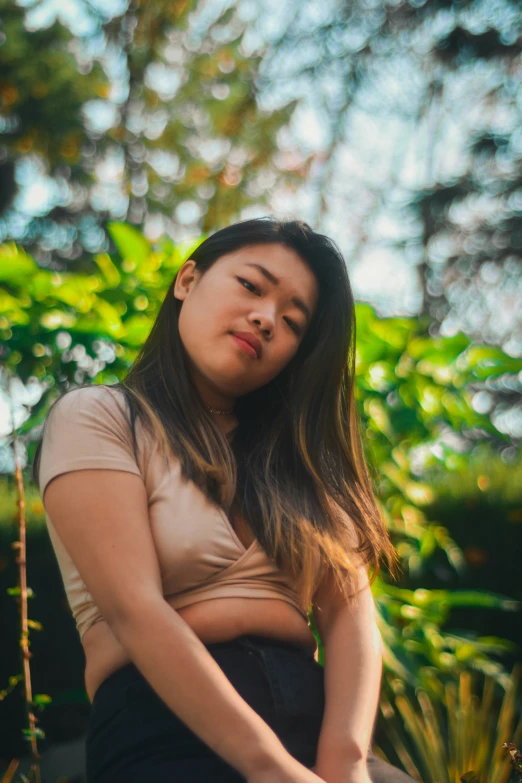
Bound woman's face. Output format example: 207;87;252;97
174;242;319;407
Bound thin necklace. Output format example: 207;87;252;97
205;404;234;415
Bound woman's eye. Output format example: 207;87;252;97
237;277;301;336
286;319;301;335
237;277;258;294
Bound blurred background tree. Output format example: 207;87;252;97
0;0;311;265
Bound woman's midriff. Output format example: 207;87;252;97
83;596;318;703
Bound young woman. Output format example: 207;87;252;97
34;217;415;783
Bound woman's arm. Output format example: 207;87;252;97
312;565;383;783
43;469;321;783
112;593;324;782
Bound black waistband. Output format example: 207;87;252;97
92;634;316;705
207;633;315;657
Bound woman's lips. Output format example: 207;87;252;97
231;334;258;359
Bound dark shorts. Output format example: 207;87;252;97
85;633;415;782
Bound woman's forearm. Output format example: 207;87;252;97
109;596;292;779
315;584;383;774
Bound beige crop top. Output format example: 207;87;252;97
38;385;310;642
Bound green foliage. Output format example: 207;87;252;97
427;445;522;506
1;227;521;694
375;666;522;783
350;303;522;687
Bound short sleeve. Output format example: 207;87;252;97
38;385;143;500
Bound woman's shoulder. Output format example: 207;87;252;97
49;383;129;420
37;383;148;500
42;384;138;452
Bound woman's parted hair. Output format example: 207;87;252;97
33;216;399;615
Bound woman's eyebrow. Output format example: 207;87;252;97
243;262;311;322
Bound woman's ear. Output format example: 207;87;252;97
173;260;199;302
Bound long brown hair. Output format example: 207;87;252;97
33;216;399;613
